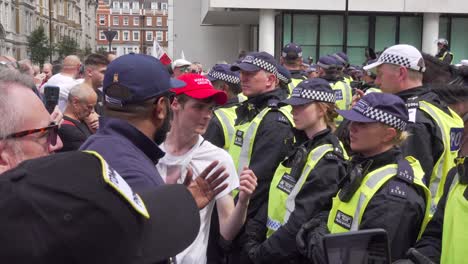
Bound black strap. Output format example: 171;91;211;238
396;158;414;184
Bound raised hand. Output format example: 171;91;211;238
238;166;257;205
184;161;229;209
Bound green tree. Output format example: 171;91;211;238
56;36;79;59
27;25;51;67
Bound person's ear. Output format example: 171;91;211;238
0;142;14;174
382;127;397;144
398;66;408;81
153;96;167;120
266;72;277;88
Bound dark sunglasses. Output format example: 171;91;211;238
5;122;59;146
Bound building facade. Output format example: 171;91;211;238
0;0;98;60
171;0;468;67
96;0;168;57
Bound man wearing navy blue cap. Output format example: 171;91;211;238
280;43;308;93
316;55;353;125
364;44;464;216
228;51;295;263
276;64;292;92
298;93;431;261
80;54;228;213
204;64;242;150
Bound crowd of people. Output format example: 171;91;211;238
0;40;468;264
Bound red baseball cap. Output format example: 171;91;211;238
172;73;227;105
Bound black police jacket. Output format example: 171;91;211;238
413;159;460;263
204;97;239;149
345;148;427;260
234;88;295;220
244;128;347;264
396;86;451;186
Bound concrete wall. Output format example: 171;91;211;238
170;0;241;69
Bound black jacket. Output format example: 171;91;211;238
245;128;348;264
413;161;459;263
396;86;451;186
204;97;239;149
346;148;427;260
226;88;295;264
234;88;295;219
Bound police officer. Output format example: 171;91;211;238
364;44;464;216
332;51;354;85
394;156;467;264
316;55;353;125
245;78;348;263
204;64;242;150
228;51;295;262
280;43;308;93
297;93;431;262
276;64;292;94
435;38;454;64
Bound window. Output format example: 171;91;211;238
123;31;130;41
291;14;318;60
114;31;120;41
146;17;152;26
113;16;119;26
375;16;396;52
151;2;158;10
99;15;105;25
451;18;468;64
347;16;369;65
165;31;168;41
133;17;139;25
399;16;422;50
156;31;163;41
146;31;153;41
99;31;106;40
133;31;140;41
123;17;129;26
112;1;119;9
161;3;167;10
122;2;129;10
132;2;139;10
156;17;162;26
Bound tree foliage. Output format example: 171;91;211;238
27;25;51;66
56;36;79;59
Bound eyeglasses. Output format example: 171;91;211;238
4;122;59;146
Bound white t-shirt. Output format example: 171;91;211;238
44;73;81;112
157;135;239;264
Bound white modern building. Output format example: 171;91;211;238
0;0;98;60
170;0;468;67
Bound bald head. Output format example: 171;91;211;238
62;55;81;77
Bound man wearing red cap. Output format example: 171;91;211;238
157;73;258;264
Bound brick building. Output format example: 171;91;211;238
96;0;168;56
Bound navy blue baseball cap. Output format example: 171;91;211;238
230;51;278;75
281;78;335;106
317;55;340;69
337;93;409;131
282;43;303;59
333;52;349;65
207;64;240;84
103;53;186;106
276;64;292;85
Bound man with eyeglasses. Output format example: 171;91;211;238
0;69;63;174
172;58;192;78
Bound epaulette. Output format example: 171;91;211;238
267;98;280;109
387;181;408;199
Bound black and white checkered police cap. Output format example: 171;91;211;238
364;44;426;73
